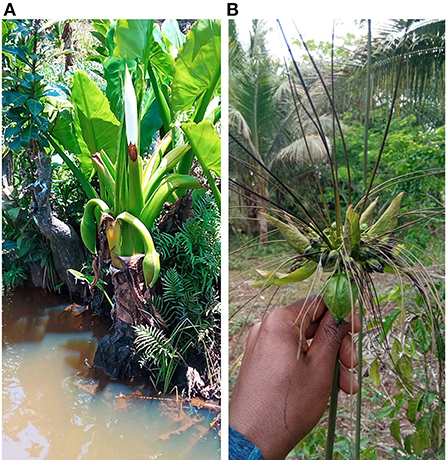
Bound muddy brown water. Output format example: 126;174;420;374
2;287;220;460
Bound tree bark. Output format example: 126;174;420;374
241;187;269;245
29;143;87;295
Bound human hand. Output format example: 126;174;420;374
229;295;361;460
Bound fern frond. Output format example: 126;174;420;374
134;324;173;368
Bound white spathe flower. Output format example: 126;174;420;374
124;66;138;147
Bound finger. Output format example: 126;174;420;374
305;319;322;339
344;310;362;334
308;310;353;364
338;361;359;394
285;295;327;335
339;334;358;369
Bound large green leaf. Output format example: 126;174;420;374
140;87;162;152
3;90;28;107
171;19;221;120
162;19;185;55
47;97;83;158
113;20;154;63
150;39;174;82
71;72;120;177
103;56;138;118
182;120;221;177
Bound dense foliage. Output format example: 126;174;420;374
135;196;221;393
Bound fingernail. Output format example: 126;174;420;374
343;312;352;324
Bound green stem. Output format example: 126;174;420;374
326;357;340;460
193;62;221;124
45;134;98;201
355;301;364;460
203;168;221;211
147;60;171;133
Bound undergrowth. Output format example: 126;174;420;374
134;195;221;395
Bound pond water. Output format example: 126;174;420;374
2;287;220;460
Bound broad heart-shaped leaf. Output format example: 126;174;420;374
140;89;162;153
47;97;84;160
3;90;28;108
171;20;221;120
149;38;174;82
103;56;138;119
71;72;120;178
254;261;317;288
182;120;221;177
113;20;154;63
162;19;185;55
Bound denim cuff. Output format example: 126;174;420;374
229;425;265;460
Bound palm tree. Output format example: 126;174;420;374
230;20;332;243
229;20;279;243
338;19;445;126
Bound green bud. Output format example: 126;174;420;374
360;197;379;226
323;272;358;323
368;193;404;237
261;213;310;254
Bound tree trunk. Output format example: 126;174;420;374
241;187;269;245
258;210;268;246
2;149;14;189
29;143;87;295
61;22;74;72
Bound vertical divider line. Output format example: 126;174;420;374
221;16;230;460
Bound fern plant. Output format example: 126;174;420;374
134;195;221;395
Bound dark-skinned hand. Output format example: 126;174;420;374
230;295;361;460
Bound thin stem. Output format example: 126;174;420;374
204;167;221;211
326;357;340;460
355;299;364;460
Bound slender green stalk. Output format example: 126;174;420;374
193;62;221;123
356;20;371;458
147;60;171;133
203;168;221;211
326;358;340;460
45;134;98;200
355;300;364;460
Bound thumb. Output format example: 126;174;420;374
307;310;352;365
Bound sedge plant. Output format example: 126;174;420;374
229;19;444;459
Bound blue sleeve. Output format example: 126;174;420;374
229;426;265;460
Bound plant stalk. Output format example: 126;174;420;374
326;357;340;460
355;300;364;460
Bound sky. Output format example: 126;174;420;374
235;19;367;59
